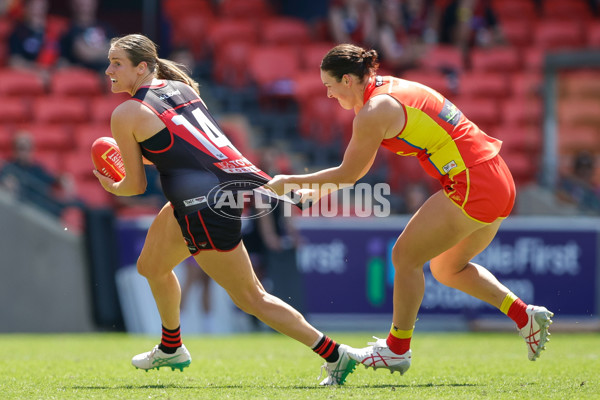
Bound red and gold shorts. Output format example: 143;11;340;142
441;155;516;223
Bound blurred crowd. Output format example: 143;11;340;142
0;0;599;222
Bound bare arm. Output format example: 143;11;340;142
268;95;404;195
94;101;148;196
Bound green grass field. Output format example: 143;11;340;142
1;331;598;399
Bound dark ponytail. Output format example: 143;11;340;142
320;43;380;83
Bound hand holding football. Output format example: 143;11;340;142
91;137;125;182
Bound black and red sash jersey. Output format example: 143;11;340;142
131;80;270;214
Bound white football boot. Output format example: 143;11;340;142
319;344;358;386
519;305;554;361
346;337;411;375
132;344;191;371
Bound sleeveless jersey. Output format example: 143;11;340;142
364;76;502;180
131;80;271;214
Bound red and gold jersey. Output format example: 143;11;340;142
364;76;502;180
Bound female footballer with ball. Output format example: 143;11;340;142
93;33;356;385
267;43;554;376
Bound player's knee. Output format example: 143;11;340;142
391;242;423;273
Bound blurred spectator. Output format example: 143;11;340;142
556;151;600;214
434;0;504;52
328;0;379;48
8;0;61;73
0;0;23;18
59;0;116;73
0;131;83;217
376;0;436;74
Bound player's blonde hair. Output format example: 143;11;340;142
110;34;200;95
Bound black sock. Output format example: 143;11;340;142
312;335;340;363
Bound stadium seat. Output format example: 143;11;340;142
492;0;538;23
500;149;538;185
163;0;215;21
33;96;89;124
510;71;543;98
300;42;335;71
206;18;259;50
89;94;129;123
557;126;600;153
501;97;543;126
260;17;311;46
170;13;213;59
22;123;73;151
420;45;465;73
50;67;104;96
542;0;592;22
521;46;545;72
73;122;112;153
64;147;98;183
492;123;542;153
291;70;326;103
453;96;502;132
212;40;254;88
401;70;455;98
559;69;600;100
533;20;585;51
74;178;115;208
248;45;300;96
218;0;273;19
587;22;600;48
33;149;62;175
0;68;46;97
470;47;521;73
558;100;600;129
499;19;533;49
0;96;28;124
458;71;511;99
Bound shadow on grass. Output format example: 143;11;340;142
71;382;479;390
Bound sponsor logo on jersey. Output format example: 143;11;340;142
375;75;383;87
183;196;207;207
214;158;261;174
438;98;462;126
158;89;181;100
443;160;458;173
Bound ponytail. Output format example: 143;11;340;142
156;58;200;95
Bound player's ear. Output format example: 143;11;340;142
137;61;148;74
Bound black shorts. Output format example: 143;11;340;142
173;205;242;254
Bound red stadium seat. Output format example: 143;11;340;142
510;71;543;98
212;40;254;88
420;45;465;73
499;19;533;49
500;149;538;186
492;0;538;23
206;18;259;50
163;0;215;21
89;94;128;123
0;68;46;97
0;96;28;124
542;0;593;21
73;122;112;153
557;126;600;153
501;97;543;127
22;123;73;151
587;22;600;48
453;96;502;132
558;100;600;129
260;17;311;46
291;70;326;103
248;45;300;95
170;13;213;59
50;67;104;96
492;123;542;153
218;0;273;19
533;20;585;51
401;70;455;98
459;71;511;99
300;42;335;71
470;47;521;73
74;179;115;208
33;96;89;124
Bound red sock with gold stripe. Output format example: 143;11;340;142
312;334;340;363
500;292;528;329
386;324;413;355
159;325;182;354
